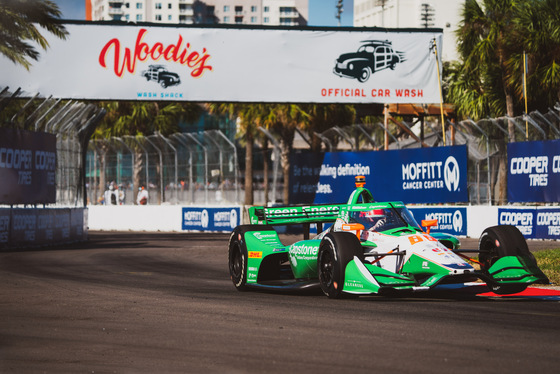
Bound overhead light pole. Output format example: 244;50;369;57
336;0;344;26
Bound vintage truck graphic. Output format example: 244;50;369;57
333;40;405;83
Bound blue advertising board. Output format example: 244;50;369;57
408;207;467;236
508;139;560;202
535;208;560;240
290;145;468;204
498;208;536;239
495;207;560;240
181;207;241;232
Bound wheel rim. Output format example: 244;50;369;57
230;244;243;280
479;239;499;270
319;249;334;288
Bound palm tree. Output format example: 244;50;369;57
0;0;68;70
509;0;560;113
207;103;266;205
449;0;560;204
264;104;307;204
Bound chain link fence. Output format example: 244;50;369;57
86;106;560;207
0;88;105;207
87;130;240;206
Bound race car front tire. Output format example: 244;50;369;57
478;225;534;295
228;225;275;291
317;232;364;299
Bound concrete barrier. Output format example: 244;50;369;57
87;204;559;240
0;208;87;250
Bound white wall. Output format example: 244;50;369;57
88;204;501;237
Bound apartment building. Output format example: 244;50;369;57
353;0;464;61
86;0;308;26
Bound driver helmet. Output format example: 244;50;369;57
360;209;385;222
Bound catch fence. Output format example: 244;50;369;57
86;106;560;207
86;130;240;206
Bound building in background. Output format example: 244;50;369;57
86;0;308;26
353;0;463;61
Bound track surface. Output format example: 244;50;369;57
0;232;559;374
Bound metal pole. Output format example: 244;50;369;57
34;98;61;131
113;137;135;205
204;132;224;204
331;126;356;150
145;136;164;204
172;133;195;204
354;124;378;149
185;133;208;205
158;133;179;204
523;51;528;140
375;121;400;149
432;38;446;146
258;127;282;204
464;119;491;205
212;130;240;205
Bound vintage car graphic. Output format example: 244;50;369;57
333;40;406;83
141;65;181;88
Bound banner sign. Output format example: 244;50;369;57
498;208;537;239
0;128;56;205
0;22;443;103
290;145;468;204
534;208;560;240
1;208;87;249
182;207;240;232
507;140;560;202
408;207;467;236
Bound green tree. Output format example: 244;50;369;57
449;0;560;204
509;0;560;114
207;103;267;205
0;0;67;70
264;104;307;204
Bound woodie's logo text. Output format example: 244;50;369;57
98;28;213;78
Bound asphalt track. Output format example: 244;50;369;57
0;232;559;374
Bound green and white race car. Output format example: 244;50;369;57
228;176;549;298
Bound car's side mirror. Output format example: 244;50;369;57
421;219;438;234
341;223;365;239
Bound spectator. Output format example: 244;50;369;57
104;182;118;205
137;186;149;205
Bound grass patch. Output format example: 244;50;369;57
533;248;560;286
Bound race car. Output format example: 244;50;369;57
228;176;549;298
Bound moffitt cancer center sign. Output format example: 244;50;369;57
0;21;443;104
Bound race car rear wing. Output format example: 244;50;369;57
248;204;344;238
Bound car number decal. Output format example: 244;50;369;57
407;234;437;245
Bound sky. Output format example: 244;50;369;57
52;0;354;27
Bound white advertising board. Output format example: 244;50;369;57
0;22;443;103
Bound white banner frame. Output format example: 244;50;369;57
0;22;443;104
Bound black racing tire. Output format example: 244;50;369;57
317;232;364;299
160;80;168;88
228;225;275;291
478;225;533;294
357;67;371;83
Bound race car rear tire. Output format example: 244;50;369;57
228;225;275;291
318;232;364;299
478;225;533;295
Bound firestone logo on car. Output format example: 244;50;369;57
98;28;213;78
